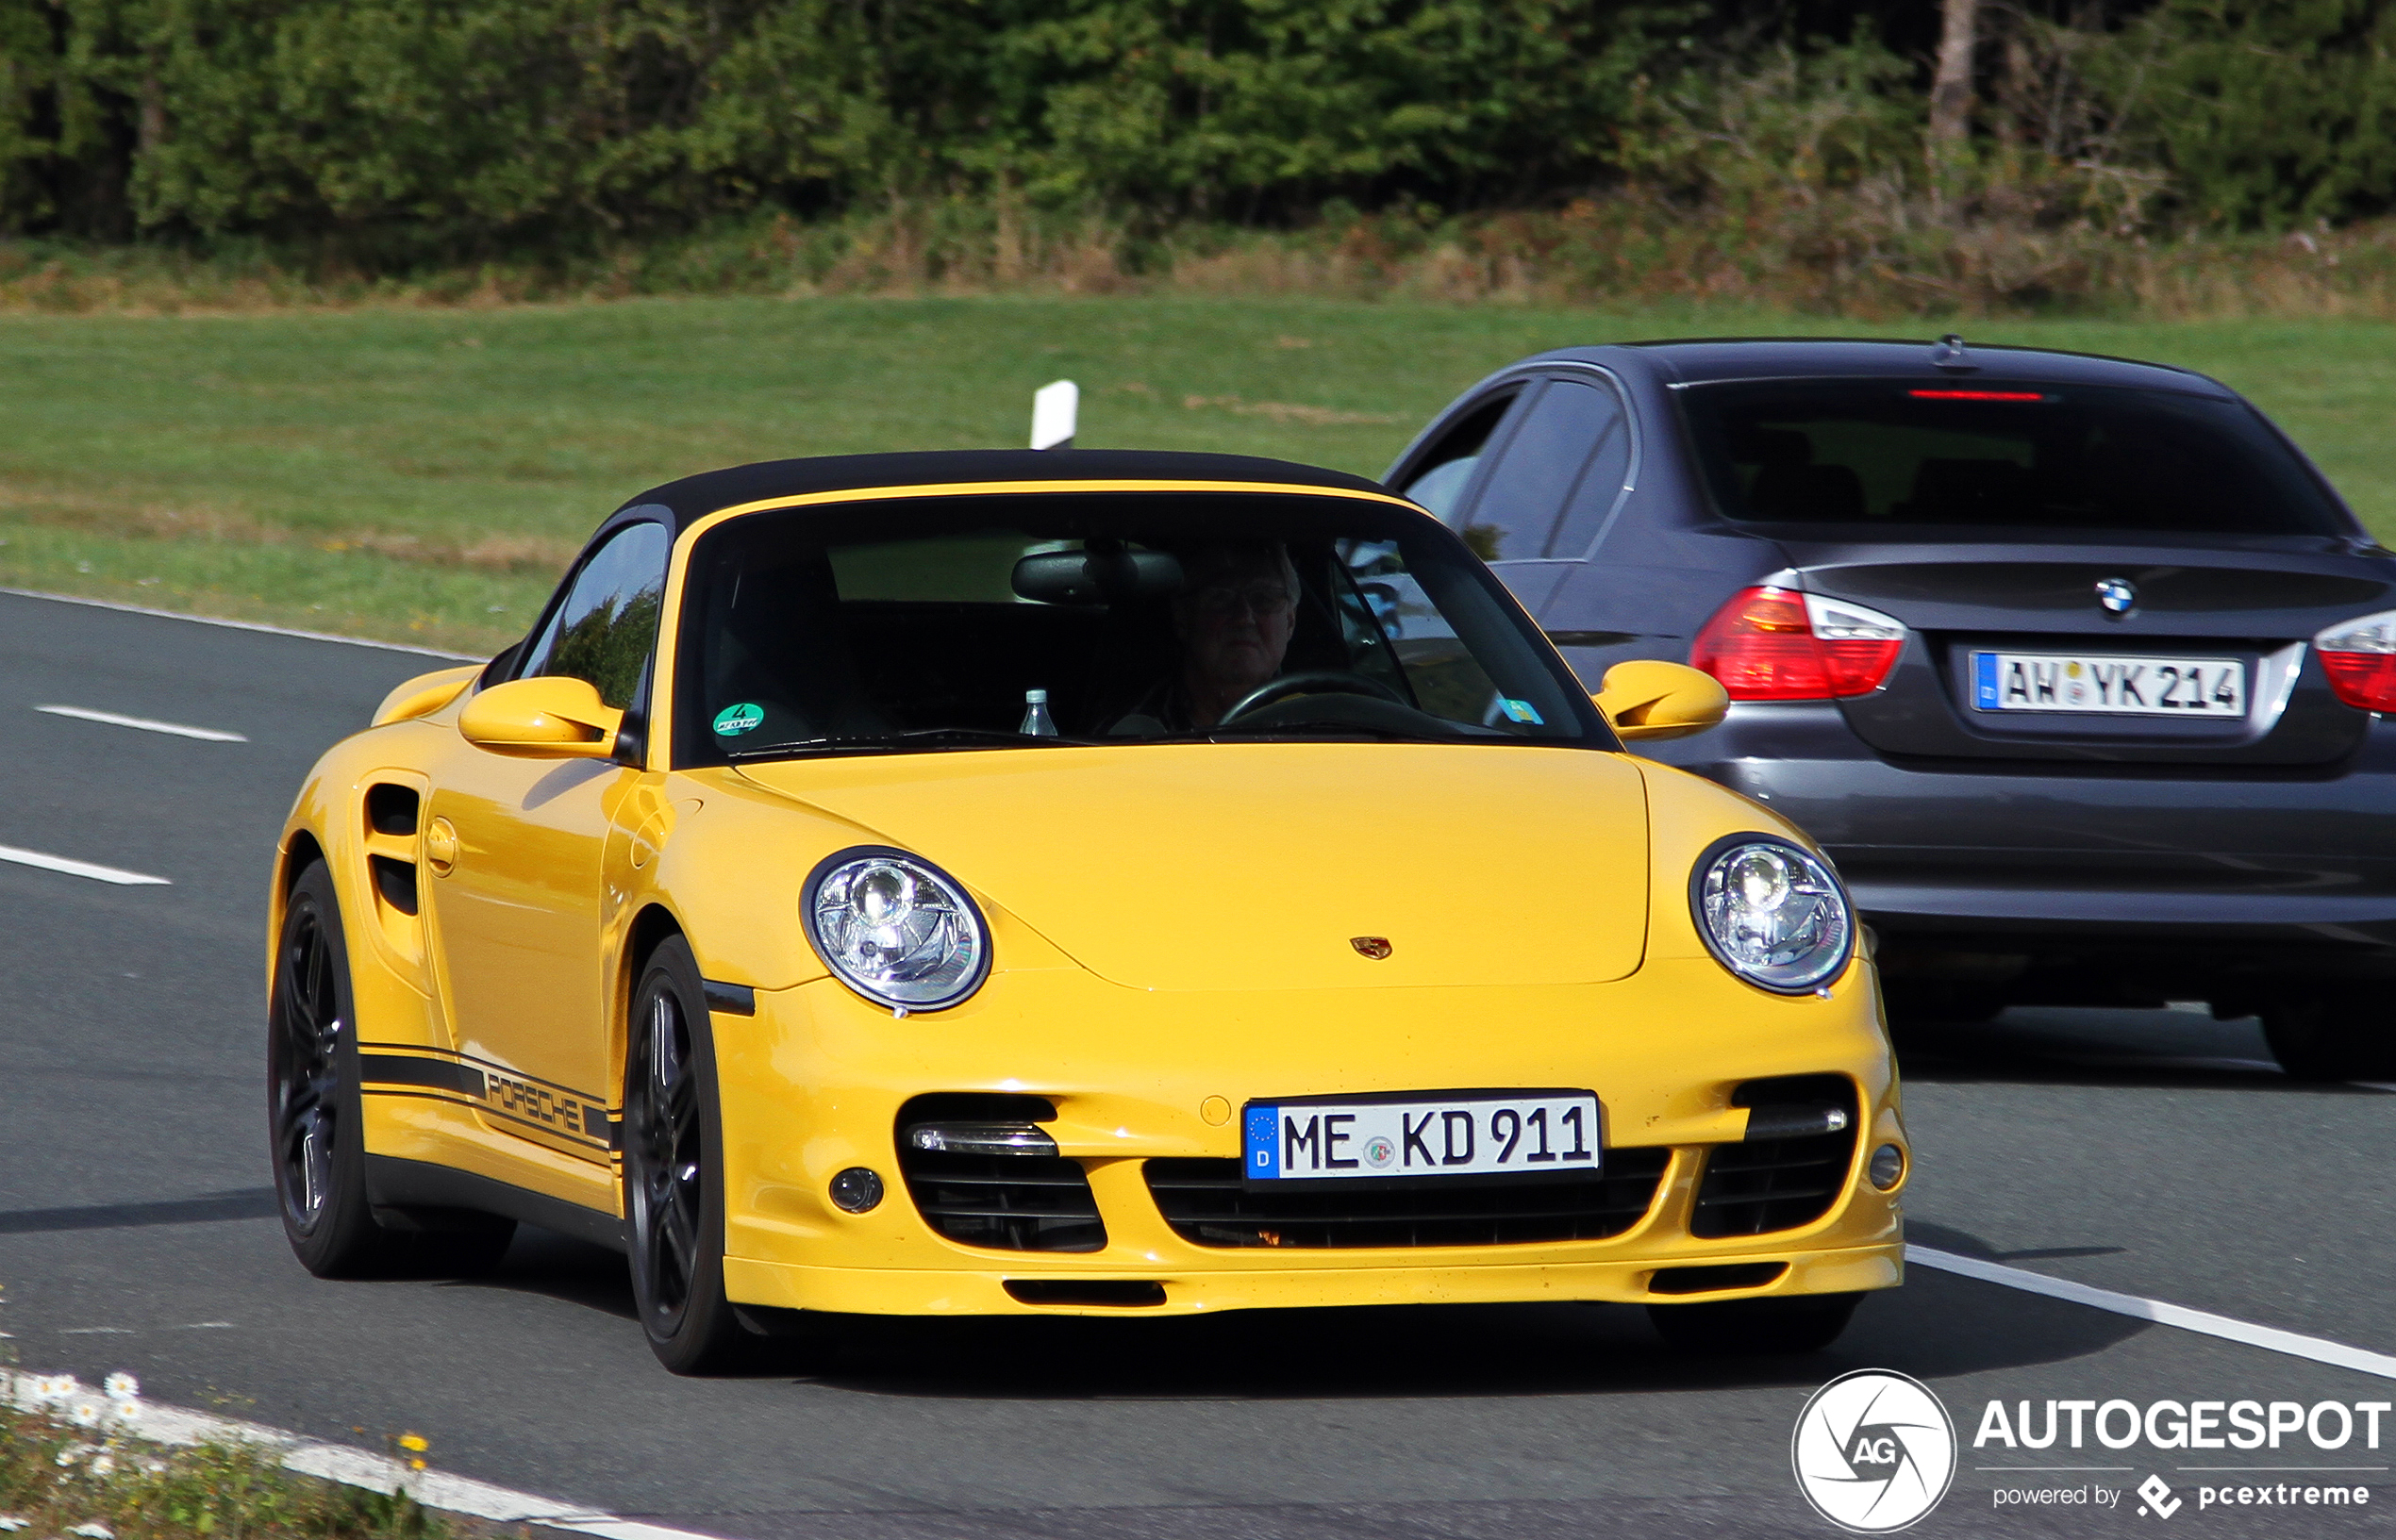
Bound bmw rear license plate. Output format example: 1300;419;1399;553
1242;1091;1601;1184
1971;651;2244;717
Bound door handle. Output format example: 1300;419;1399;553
424;817;459;876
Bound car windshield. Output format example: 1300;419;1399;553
672;490;1610;765
1681;379;2350;538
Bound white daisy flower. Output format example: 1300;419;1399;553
101;1374;138;1402
110;1399;141;1427
29;1374;76;1405
68;1400;105;1429
88;1454;116;1477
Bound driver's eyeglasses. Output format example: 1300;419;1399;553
1190;583;1294;619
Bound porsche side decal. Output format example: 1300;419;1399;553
358;1048;616;1152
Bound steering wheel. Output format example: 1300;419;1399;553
1219;671;1407;726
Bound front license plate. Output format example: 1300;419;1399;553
1242;1091;1601;1184
1971;651;2245;717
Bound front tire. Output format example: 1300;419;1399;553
1648;1291;1863;1355
269;860;513;1278
624;936;747;1374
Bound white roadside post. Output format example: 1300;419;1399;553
1030;379;1078;450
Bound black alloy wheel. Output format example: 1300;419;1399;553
1648;1291;1863;1355
2261;987;2396;1083
270;861;512;1278
271;863;382;1274
624;935;746;1374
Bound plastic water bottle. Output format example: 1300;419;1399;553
1019;687;1058;737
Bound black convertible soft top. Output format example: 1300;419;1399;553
616;449;1393;535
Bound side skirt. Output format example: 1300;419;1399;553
364;1154;626;1254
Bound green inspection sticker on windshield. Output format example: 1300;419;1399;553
713;702;765;737
1496;698;1545;725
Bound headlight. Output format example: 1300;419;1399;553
1689;836;1854;994
802;847;990;1011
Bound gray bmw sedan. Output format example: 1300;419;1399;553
1388;336;2396;1080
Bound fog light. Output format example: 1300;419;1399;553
907;1121;1057;1157
1868;1143;1905;1190
829;1167;885;1213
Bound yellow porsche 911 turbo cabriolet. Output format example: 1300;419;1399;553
269;449;1905;1373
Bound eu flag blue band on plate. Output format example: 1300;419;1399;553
1244;1104;1281;1180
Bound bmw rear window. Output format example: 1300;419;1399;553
1681;379;2350;538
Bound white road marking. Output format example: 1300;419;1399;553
37;704;248;742
0;844;171;886
6;1371;725;1540
1908;1245;2396;1381
0;586;478;660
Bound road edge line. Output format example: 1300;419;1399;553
5;1371;724;1540
0;842;172;886
0;587;482;661
36;704;249;742
1906;1245;2396;1382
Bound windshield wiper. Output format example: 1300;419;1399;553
726;727;1088;761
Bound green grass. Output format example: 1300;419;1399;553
0;1397;450;1540
3;296;2391;654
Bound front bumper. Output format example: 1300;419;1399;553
710;955;1905;1316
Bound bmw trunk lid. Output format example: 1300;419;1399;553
1789;538;2396;767
734;741;1650;990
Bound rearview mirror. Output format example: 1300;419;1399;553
1594;660;1728;742
458;676;624;759
1012;548;1184;604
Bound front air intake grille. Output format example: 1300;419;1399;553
1649;1262;1788;1295
1145;1147;1671;1249
1004;1280;1166;1308
1689;1075;1859;1238
895;1093;1104;1253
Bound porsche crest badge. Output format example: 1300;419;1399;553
1349;936;1394;960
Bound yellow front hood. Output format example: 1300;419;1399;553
735;742;1649;991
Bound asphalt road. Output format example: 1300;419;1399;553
2;588;2390;1540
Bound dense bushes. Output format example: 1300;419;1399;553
2;0;2394;267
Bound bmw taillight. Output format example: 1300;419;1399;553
2315;609;2396;711
1689;587;1906;701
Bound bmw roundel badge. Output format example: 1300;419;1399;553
2095;576;2138;614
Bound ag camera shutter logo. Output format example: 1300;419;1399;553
1792;1369;1957;1532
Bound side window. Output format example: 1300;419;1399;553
1398;389;1522;523
519;522;672;709
1458;379;1613;563
1544;378;1634;557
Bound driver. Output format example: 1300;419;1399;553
1106;541;1300;734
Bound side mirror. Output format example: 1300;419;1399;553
1594;660;1728;742
458;676;624;759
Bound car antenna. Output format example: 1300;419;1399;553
1031;379;1078;449
1929;333;1976;372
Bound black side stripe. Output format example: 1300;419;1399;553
361;1087;613;1153
703;979;757;1016
355;1042;596;1103
360;1053;487;1100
